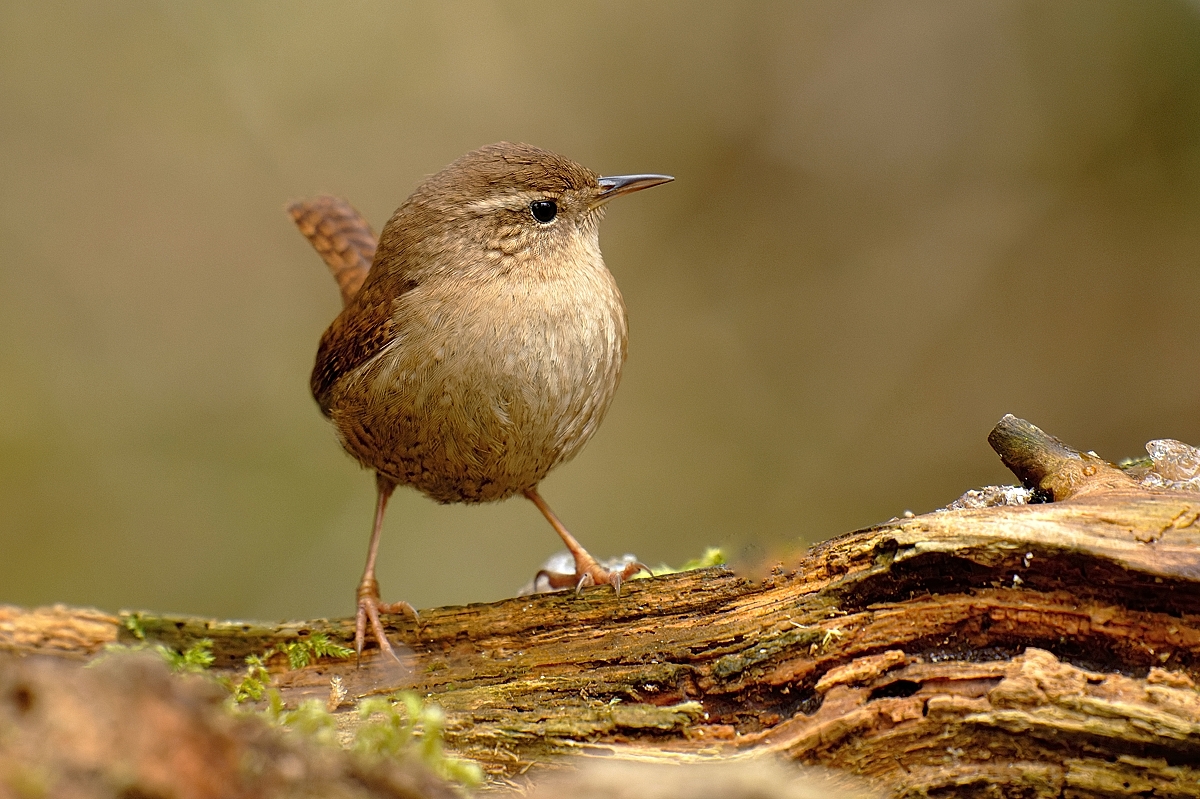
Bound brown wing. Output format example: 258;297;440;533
289;194;398;414
287;195;377;306
309;290;404;416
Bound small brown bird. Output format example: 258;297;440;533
289;143;672;659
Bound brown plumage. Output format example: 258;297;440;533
290;143;672;659
287;194;376;305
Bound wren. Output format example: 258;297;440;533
290;142;672;660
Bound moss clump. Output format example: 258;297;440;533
648;546;726;576
92;638;215;674
225;633;353;703
355;692;484;788
221;640;483;789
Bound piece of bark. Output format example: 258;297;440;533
3;416;1199;798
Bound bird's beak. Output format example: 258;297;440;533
593;174;674;207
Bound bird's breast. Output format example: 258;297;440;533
331;263;627;502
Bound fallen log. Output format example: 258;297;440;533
3;415;1199;798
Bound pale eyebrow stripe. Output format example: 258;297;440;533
463;191;543;214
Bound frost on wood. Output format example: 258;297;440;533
2;415;1200;799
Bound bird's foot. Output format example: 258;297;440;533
535;553;651;596
355;577;418;665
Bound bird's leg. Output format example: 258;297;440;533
523;487;649;594
355;473;418;664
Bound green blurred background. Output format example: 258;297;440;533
2;2;1199;621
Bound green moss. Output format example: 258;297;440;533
122;613;147;641
167;639;216;672
609;700;704;731
647;546;726;577
218;640;482;789
225;653;272;703
262;690;340;745
89;628;481;790
223;633;354;703
355;692;484;788
712;626;822;679
276;633;355;670
91;638;214;674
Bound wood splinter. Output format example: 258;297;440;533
987;413;1142;500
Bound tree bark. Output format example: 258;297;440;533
3;416;1199;798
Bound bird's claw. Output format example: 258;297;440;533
355;579;418;666
538;559;651;596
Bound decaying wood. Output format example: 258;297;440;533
3;415;1200;798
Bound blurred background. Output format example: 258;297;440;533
2;2;1199;621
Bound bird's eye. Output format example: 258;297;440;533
530;199;557;224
